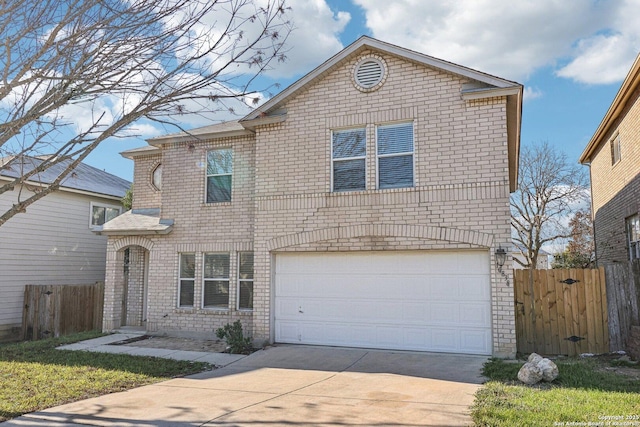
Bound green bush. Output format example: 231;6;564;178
215;320;253;354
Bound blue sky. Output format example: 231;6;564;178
84;0;639;181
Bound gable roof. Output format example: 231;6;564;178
580;52;640;164
241;36;522;191
242;36;522;122
138;36;523;191
0;155;130;199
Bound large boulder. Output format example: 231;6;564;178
517;361;543;384
518;352;558;384
538;358;559;382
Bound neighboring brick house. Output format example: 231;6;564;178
99;37;522;357
580;53;640;264
0;155;130;341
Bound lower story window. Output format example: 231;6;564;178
238;252;254;310
627;214;640;260
178;253;195;307
203;253;230;309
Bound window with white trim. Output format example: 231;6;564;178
332;128;366;192
152;163;162;190
203;253;230;309
206;149;233;203
611;134;621;165
90;202;121;228
376;122;414;189
237;252;254;310
626;214;640;260
178;253;195;307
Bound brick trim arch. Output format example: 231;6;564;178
111;236;154;252
266;223;494;251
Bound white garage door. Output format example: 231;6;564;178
275;251;492;355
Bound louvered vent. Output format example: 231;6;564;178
354;58;385;90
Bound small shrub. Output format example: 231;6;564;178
215;320;253;354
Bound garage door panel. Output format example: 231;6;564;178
459;303;491;325
275;251;492;355
430;302;460;324
458;277;490;301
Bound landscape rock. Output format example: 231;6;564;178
538;358;559;381
528;353;543;364
517;361;543;384
518;352;558;384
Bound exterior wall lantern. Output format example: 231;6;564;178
495;247;507;270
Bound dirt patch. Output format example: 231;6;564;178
112;335;228;353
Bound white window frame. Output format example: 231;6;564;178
202;252;230;310
627;214;640;261
178;253;196;308
205;148;233;203
151;163;162;191
611;133;621;165
376;121;415;190
331;127;367;192
237;252;254;311
89;202;122;229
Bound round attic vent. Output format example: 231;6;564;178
353;56;387;92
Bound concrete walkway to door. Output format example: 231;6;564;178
2;345;487;427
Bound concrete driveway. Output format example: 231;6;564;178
3;345;487;427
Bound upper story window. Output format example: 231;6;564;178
611;134;621;165
151;163;162;190
376;122;414;189
332;128;366;192
90;202;121;228
206;149;233;203
626;214;640;261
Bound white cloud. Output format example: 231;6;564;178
268;0;349;77
523;86;543;102
352;0;639;85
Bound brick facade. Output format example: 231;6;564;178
587;77;640;263
102;39;519;356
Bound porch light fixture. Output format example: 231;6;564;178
495;247;507;269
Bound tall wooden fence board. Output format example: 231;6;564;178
22;283;104;340
514;268;609;356
605;261;640;351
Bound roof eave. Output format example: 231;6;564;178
580;53;640;164
121;146;161;159
93;226;173;236
240;113;288;130
242;36;520;122
147;129;254;147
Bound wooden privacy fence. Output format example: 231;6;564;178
514;268;609;356
604;261;640;351
22;283;104;340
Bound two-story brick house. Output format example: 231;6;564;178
580;52;640;264
98;37;522;357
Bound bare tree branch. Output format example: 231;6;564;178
510;141;589;268
0;0;292;225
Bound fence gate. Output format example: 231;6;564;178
514;268;609;356
22;283;104;340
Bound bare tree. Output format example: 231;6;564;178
0;0;291;226
551;208;595;268
511;141;589;268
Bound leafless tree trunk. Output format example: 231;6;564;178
511;141;589;268
0;0;291;226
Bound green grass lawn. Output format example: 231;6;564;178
472;356;640;426
0;332;211;422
